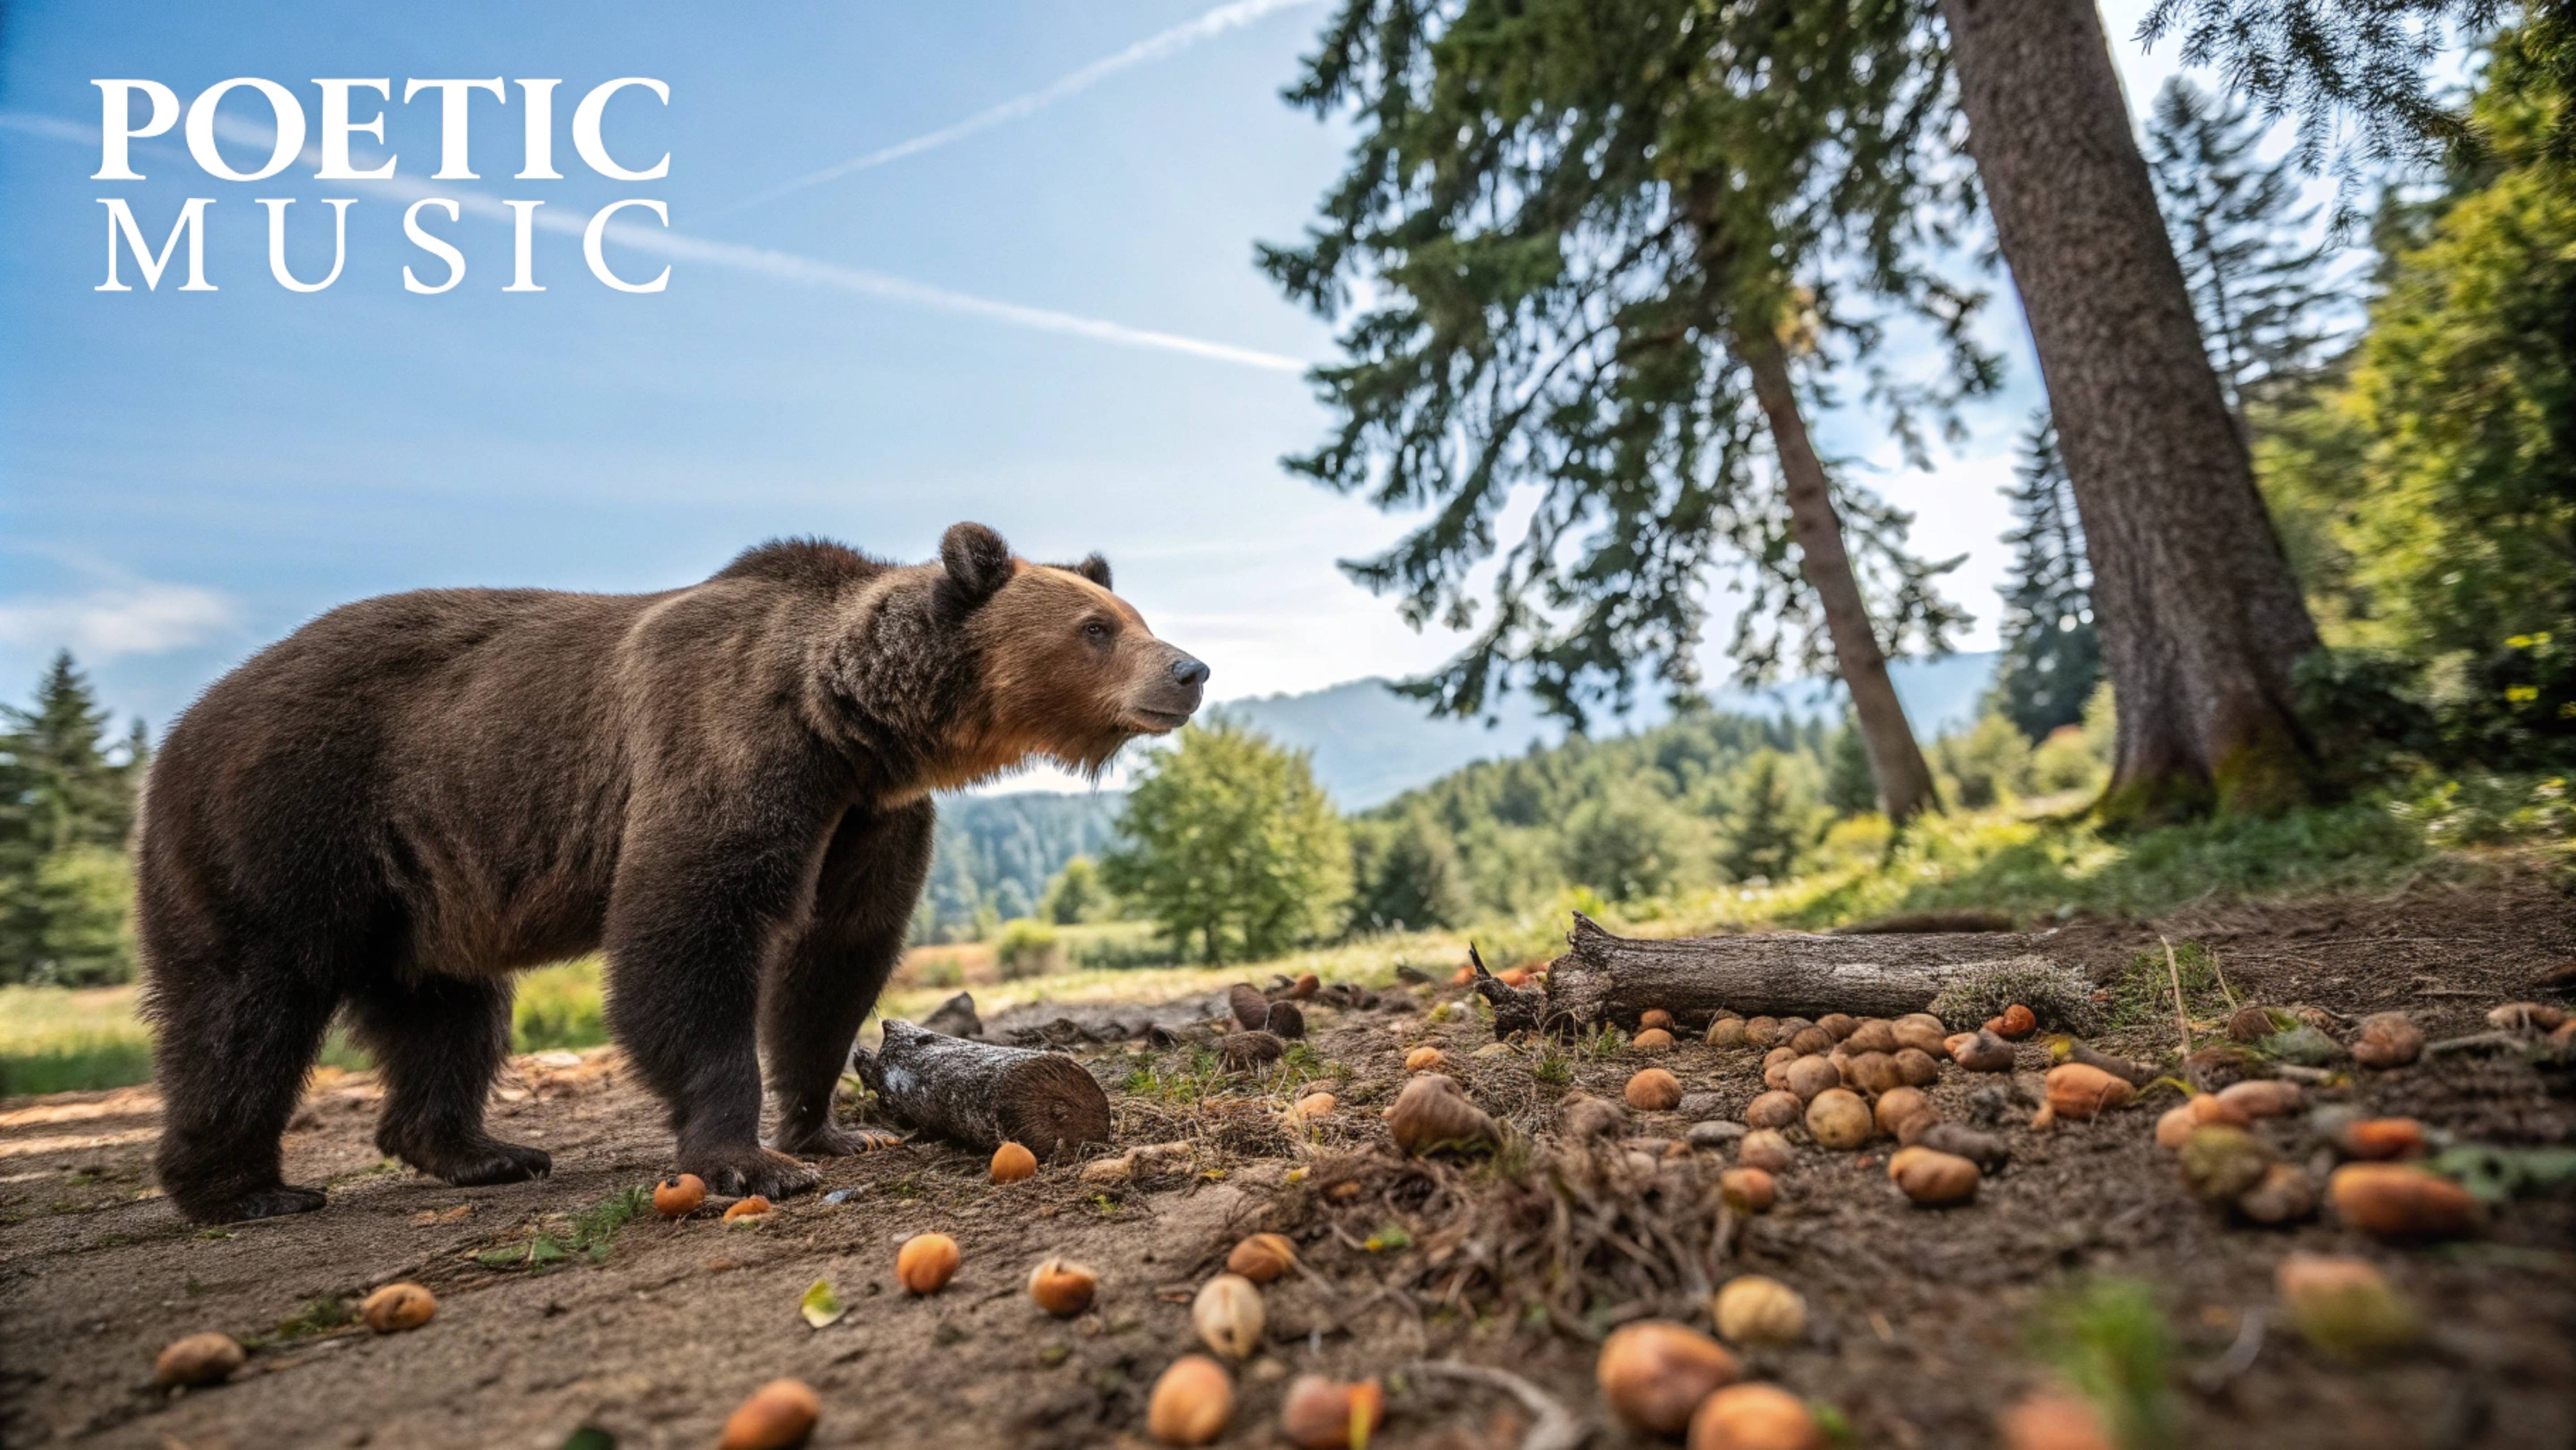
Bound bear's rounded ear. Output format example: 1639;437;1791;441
939;522;1012;603
1073;553;1112;590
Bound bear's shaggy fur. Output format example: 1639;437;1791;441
136;524;1206;1222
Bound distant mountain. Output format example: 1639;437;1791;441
1217;651;1998;810
922;652;1999;931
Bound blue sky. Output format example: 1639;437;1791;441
0;0;2268;750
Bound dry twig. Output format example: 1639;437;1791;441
1411;1360;1585;1450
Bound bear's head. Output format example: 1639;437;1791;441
839;522;1208;792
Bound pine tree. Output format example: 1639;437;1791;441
1989;412;2103;741
0;652;144;984
1264;0;1995;825
2146;78;2344;423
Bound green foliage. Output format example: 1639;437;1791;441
1349;809;1472;931
1560;785;1685;901
1988;413;2102;742
2030;1277;2178;1450
1262;0;1985;726
480;1185;649;1271
0;653;146;985
1933;713;2036;810
2146;78;2345;419
1102;722;1352;964
1717;751;1820;884
995;918;1066;980
918;793;1125;943
1039;855;1110;925
511;960;609;1052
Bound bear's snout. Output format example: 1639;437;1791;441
1125;646;1207;733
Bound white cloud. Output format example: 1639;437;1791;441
0;584;242;657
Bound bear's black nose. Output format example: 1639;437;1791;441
1170;657;1210;688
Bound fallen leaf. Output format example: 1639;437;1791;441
801;1277;846;1330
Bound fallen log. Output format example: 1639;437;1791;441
849;1019;1112;1159
1546;914;2096;1032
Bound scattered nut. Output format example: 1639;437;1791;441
897;1232;961;1294
1191;1273;1265;1360
1403;1046;1444;1073
1817;1013;1858;1041
2236;1162;2318;1224
1147;1355;1233;1446
358;1282;437;1334
1894;1148;1980;1206
718;1378;821;1450
1743;1090;1802;1129
1892;1014;1949;1056
1787;1026;1834;1056
1874;1087;1930;1136
1635;1028;1677;1053
2178;1124;2274;1203
1028;1257;1098;1317
1719;1166;1777;1212
653;1173;706;1218
1627;1068;1686;1113
1598;1320;1741;1436
1706;1015;1749;1047
2351;1012;2424;1069
2277;1253;2417;1359
1844;1051;1902;1095
2487;1001;2566;1033
2338;1117;2427;1160
1804;1088;1873;1150
1279;1374;1385;1450
1713;1275;1807;1345
1845;1020;1898;1054
1989;1004;2038;1040
2043;1063;2134;1120
991;1141;1038;1183
1226;1232;1298;1284
1999;1392;2113;1450
1737;1129;1793;1173
1290;1092;1337;1121
1641;1009;1676;1032
1784;1055;1842;1101
1390;1074;1503;1153
1688;1381;1824;1450
153;1332;245;1388
2329;1164;2483;1241
2215;1079;2301;1118
1951;1029;2017;1073
1919;1122;2009;1174
1743;1016;1781;1048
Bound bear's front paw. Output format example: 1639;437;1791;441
680;1144;821;1199
770;1122;908;1158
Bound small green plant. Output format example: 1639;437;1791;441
1580;1024;1625;1061
1362;1222;1413;1253
1122;1046;1228;1105
477;1184;649;1271
2030;1277;2176;1450
1531;1044;1573;1085
269;1293;354;1343
2101;941;2233;1033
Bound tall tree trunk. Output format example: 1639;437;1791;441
1740;335;1943;826
1936;0;2322;820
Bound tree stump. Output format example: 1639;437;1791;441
850;1020;1112;1158
1546;914;2089;1030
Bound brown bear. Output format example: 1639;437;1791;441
135;524;1205;1222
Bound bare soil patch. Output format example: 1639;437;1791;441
3;878;2571;1449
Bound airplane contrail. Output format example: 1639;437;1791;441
703;0;1324;219
12;111;1307;373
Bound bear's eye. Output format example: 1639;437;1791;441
1082;619;1111;644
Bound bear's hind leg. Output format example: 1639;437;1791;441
764;803;933;1158
150;960;340;1223
349;972;551;1187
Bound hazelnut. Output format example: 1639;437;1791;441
2043;1063;2133;1120
1687;1381;1824;1450
718;1378;821;1450
1845;1051;1902;1095
897;1232;960;1294
1894;1149;1980;1206
1147;1355;1233;1446
358;1282;436;1333
1705;1015;1749;1047
1743;1016;1781;1048
1892;1047;1942;1087
1028;1257;1098;1317
1598;1320;1740;1436
2350;1012;2423;1069
1892;1015;1949;1056
1816;1013;1858;1041
1743;1090;1802;1129
1713;1275;1807;1345
2215;1079;2300;1118
2235;1162;2318;1224
723;1195;773;1223
1951;1029;2017;1073
2329;1164;2482;1241
1990;1004;2038;1040
1190;1273;1265;1360
1784;1055;1842;1101
2277;1253;2417;1359
1719;1166;1777;1212
1804;1088;1873;1150
2337;1117;2427;1160
1226;1232;1298;1284
1737;1129;1793;1173
153;1331;245;1388
1626;1068;1684;1112
1787;1026;1834;1056
1290;1092;1337;1121
653;1173;707;1217
1403;1046;1444;1073
1873;1087;1930;1135
1845;1020;1898;1054
1998;1392;2113;1450
991;1141;1039;1183
1641;1008;1676;1032
1279;1374;1385;1450
1634;1028;1677;1053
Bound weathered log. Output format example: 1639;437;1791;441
1546;914;2091;1031
920;991;982;1038
850;1019;1111;1159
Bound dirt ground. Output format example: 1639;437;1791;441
4;877;2572;1450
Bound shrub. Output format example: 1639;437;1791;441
995;919;1065;980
